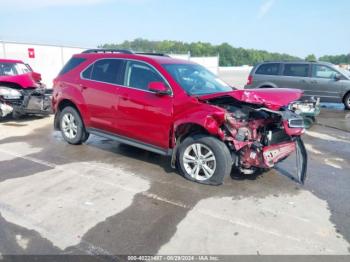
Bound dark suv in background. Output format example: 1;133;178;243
245;61;350;109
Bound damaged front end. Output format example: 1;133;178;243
0;85;52;118
200;89;308;184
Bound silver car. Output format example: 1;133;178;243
245;61;350;109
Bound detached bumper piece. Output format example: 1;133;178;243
0;88;52;118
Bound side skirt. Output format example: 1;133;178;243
87;128;172;156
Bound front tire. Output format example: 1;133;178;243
344;93;350;110
59;106;89;145
177;135;232;185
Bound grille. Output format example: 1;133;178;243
288;118;304;128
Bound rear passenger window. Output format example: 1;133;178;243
255;63;280;75
59;57;86;76
125;61;165;91
91;59;124;85
283;64;309;77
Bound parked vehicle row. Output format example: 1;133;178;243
52;49;308;185
0;59;52;119
245;61;350;109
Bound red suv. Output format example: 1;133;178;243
53;49;308;185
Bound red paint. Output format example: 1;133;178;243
28;48;35;59
0;59;41;88
53;52;305;170
199;88;303;110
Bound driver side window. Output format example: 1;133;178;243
125;61;165;91
312;65;338;79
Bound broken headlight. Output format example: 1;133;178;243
0;87;22;99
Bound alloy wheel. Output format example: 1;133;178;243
183;143;216;181
61;113;78;139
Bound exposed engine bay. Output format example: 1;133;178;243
0;85;52;118
205;95;307;183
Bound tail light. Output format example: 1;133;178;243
247;75;253;86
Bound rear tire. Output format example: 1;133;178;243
344;93;350;110
59;106;89;145
177;134;232;185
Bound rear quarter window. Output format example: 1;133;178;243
255;63;280;75
59;57;86;76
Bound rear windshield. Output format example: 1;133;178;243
59;57;86;76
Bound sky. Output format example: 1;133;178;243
0;0;349;58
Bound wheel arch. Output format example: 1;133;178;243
54;99;85;130
258;82;277;88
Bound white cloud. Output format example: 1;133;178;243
258;0;276;19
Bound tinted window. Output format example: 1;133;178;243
312;65;338;79
283;64;309;77
59;57;86;76
91;59;124;85
82;65;93;79
126;61;165;91
255;63;280;75
0;63;18;76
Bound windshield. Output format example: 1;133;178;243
0;62;31;76
163;64;233;95
0;63;17;76
338;67;350;78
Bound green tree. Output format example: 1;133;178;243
305;54;317;61
100;39;301;66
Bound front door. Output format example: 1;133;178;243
309;64;343;102
116;60;173;150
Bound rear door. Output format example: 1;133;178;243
80;59;125;133
310;64;343;102
115;60;173;150
280;63;311;93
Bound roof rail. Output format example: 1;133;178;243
82;49;134;54
136;52;170;57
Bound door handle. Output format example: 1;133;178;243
121;96;129;101
79;84;88;90
310;80;318;84
300;79;307;83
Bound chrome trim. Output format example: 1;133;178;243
79;58;174;96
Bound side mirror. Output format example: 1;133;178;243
334;73;342;81
148;82;170;96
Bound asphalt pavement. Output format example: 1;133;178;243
0;107;349;256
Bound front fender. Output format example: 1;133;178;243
173;106;226;145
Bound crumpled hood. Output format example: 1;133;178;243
199;88;303;110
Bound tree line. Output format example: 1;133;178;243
101;39;300;66
319;54;350;65
101;39;350;66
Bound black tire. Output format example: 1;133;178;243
177;134;232;185
344;92;350;110
59;106;89;145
